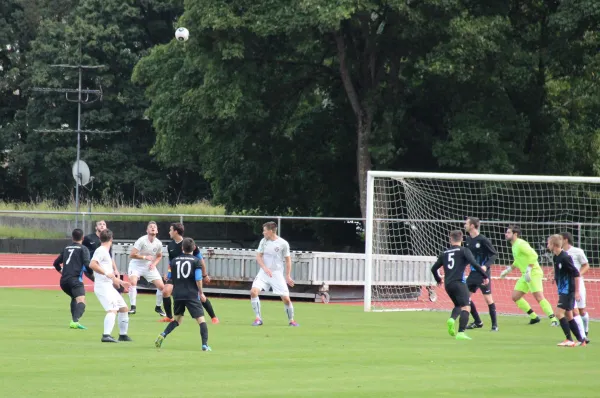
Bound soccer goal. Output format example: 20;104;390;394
364;171;600;316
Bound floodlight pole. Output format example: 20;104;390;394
31;40;119;229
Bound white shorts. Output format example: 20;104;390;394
575;281;587;309
252;270;289;296
128;263;162;283
94;283;127;311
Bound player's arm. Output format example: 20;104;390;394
285;255;294;287
520;241;539;281
482;237;497;270
195;265;204;296
149;250;162;269
129;237;148;260
430;254;444;284
563;255;581;298
464;248;487;279
52;252;64;273
81;247;95;281
579;251;590;275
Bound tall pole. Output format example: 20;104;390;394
76;63;82;227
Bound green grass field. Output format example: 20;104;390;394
0;225;65;239
1;289;598;397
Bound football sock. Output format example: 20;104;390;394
539;299;555;319
118;312;129;335
202;299;216;319
516;299;537;319
251;297;261;319
199;322;208;346
128;286;137;307
569;319;584;342
104;312;116;335
559;317;572;341
450;306;461;319
470;301;482;324
163;297;173;319
162;321;179;337
573;315;586;340
458;310;470;333
488;303;497;327
155;290;163;306
582;312;589;333
74;302;86;322
70;299;76;321
284;303;294;321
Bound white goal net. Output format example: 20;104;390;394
364;171;600;317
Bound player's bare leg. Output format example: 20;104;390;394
455;305;472;341
69;295;87;330
282;295;298;326
250;287;263;326
512;290;540;325
128;275;139;314
532;291;558;326
117;305;132;341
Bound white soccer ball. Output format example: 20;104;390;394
175;27;189;42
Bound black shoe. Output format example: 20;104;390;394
118;335;133;342
529;317;541;325
128;305;136;315
155;306;167;317
585;338;590;344
101;334;118;343
466;322;484;330
491;326;499;332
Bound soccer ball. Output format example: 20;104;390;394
175;27;189;42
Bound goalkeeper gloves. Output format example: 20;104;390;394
525;266;532;282
500;266;512;279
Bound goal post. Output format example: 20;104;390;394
364;170;600;316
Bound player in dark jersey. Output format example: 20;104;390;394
547;235;585;347
83;220;124;293
53;228;91;330
431;230;489;341
154;238;211;351
156;223;219;323
464;217;499;331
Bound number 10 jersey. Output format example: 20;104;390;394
169;254;203;300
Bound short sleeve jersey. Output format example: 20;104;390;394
92;246;114;285
129;235;163;267
257;237;290;272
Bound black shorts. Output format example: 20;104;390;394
173;299;205;319
467;276;492;295
60;278;86;299
445;282;471;307
557;293;575;311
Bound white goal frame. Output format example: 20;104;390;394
364;170;600;312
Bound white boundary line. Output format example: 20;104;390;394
0;265;55;270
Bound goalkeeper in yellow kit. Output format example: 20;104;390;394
500;225;558;326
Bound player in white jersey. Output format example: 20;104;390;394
88;229;132;343
250;221;299;327
561;232;590;340
127;221;166;314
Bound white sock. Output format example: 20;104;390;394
128;286;137;306
582;312;590;333
118;312;129;335
574;315;586;339
155;290;163;306
104;312;116;335
284;303;294;321
251;297;261;319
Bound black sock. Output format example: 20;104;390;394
569;319;583;342
162;320;179;337
450;306;461;319
199;322;208;346
458;310;470;332
73;302;86;322
488;303;497;327
470;301;482;324
70;299;76;321
163;297;173;319
559;317;572;340
202;299;216;319
549;314;556;320
527;309;534;315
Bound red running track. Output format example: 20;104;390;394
0;254;597;318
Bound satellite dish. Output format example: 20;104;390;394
72;160;91;186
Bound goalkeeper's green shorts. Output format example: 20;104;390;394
514;273;544;294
